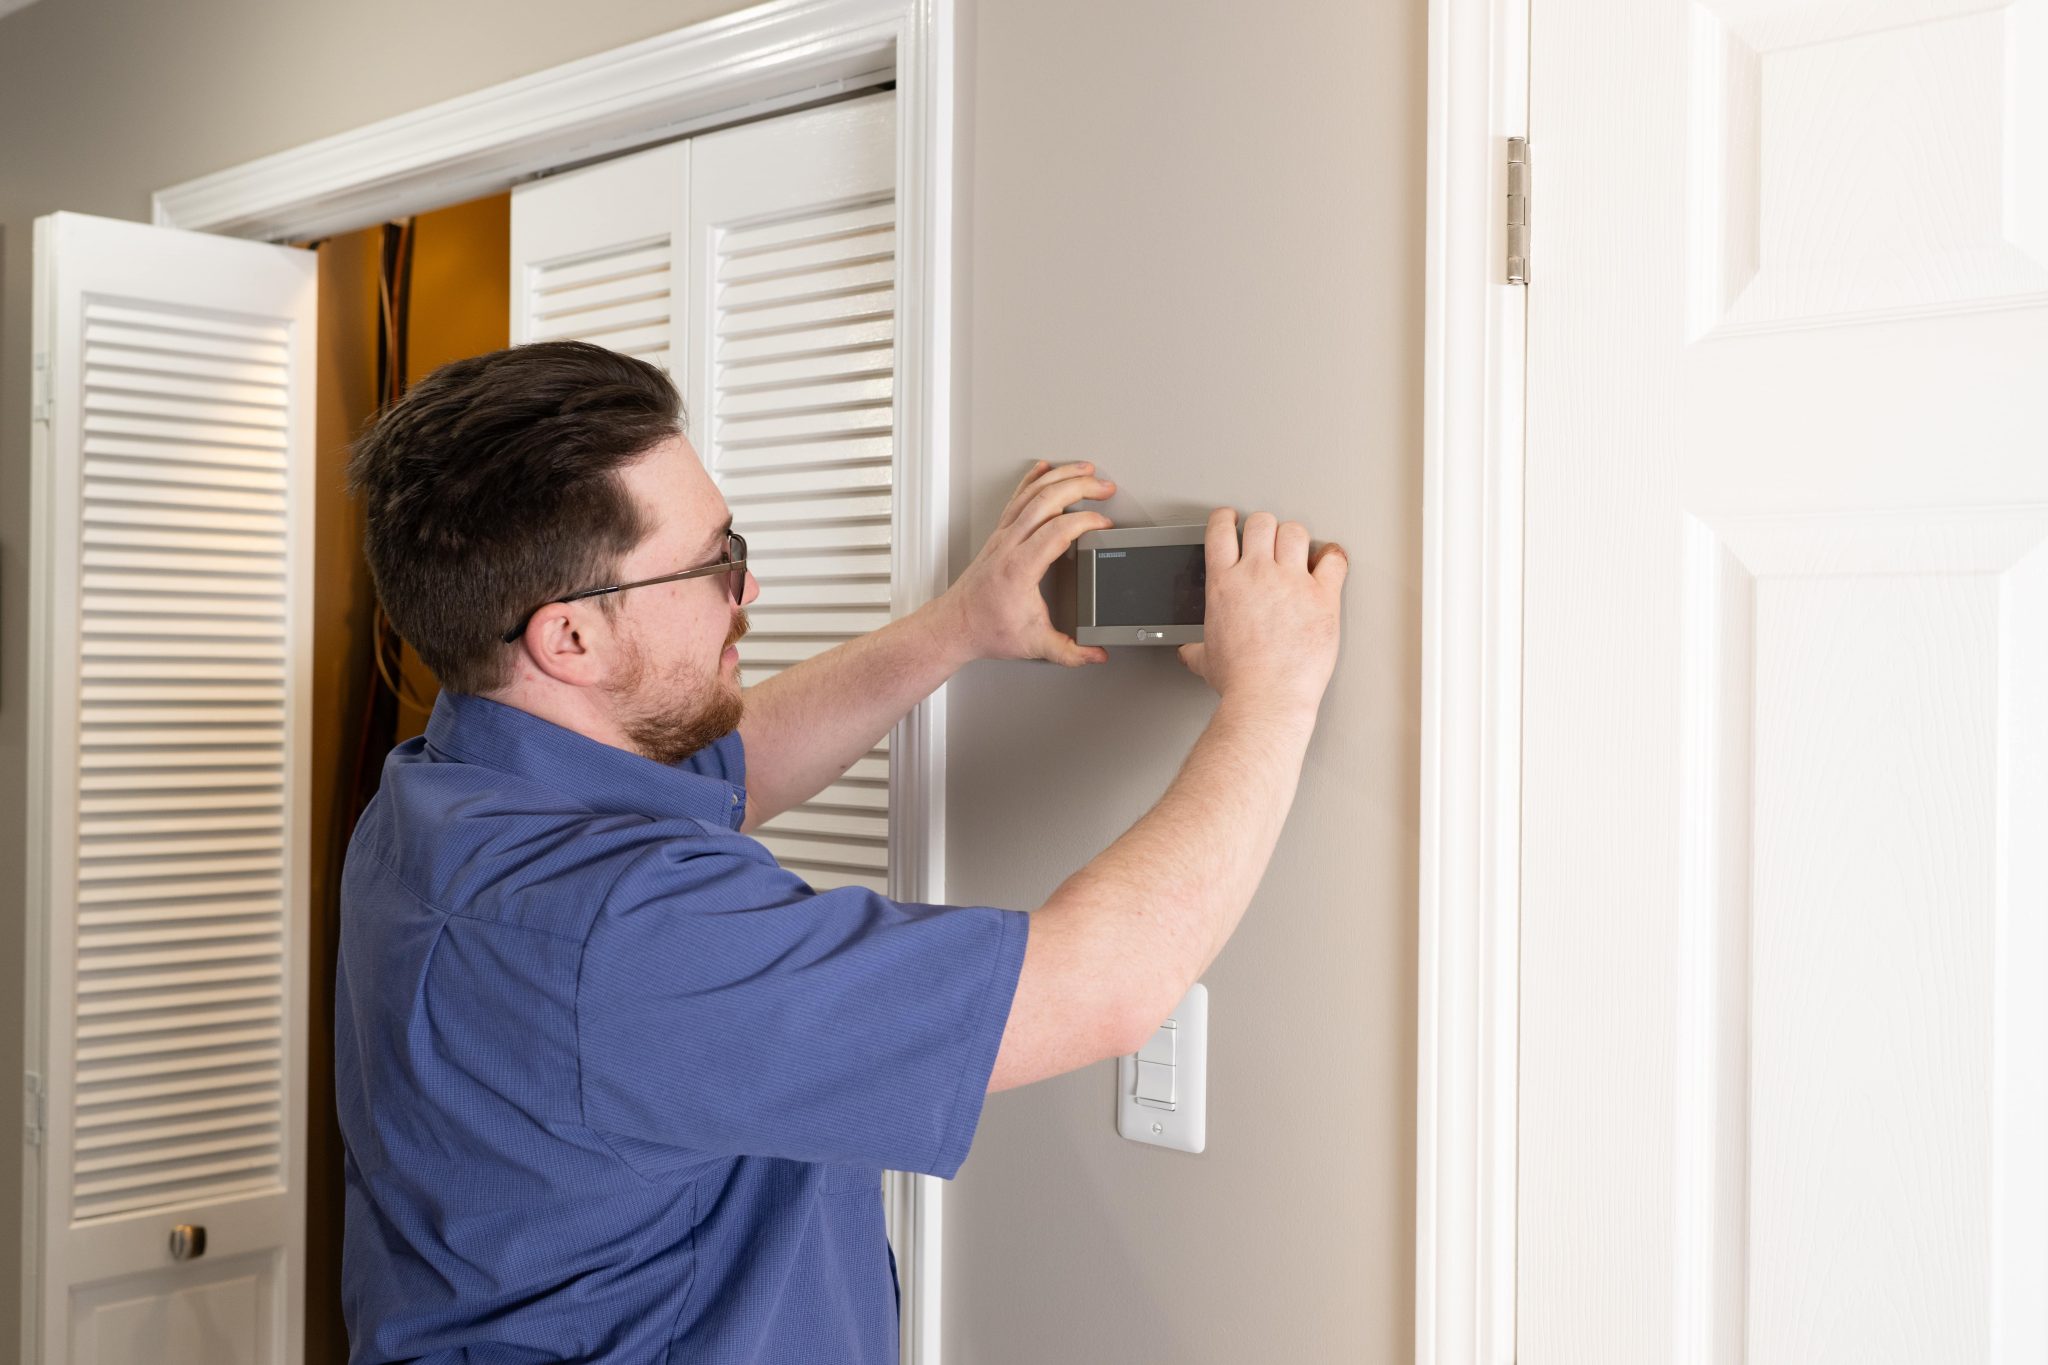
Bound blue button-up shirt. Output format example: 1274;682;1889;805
336;693;1028;1363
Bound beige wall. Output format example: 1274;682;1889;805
0;0;1421;1358
943;3;1422;1359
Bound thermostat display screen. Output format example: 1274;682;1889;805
1093;545;1205;627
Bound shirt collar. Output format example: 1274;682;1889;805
423;691;747;830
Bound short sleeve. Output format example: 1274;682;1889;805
576;836;1029;1178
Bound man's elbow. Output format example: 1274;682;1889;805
1032;897;1159;1055
987;991;1138;1093
987;910;1151;1092
1102;998;1158;1061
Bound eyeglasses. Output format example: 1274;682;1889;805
501;530;748;643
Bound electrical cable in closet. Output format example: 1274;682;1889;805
342;218;425;833
368;218;436;720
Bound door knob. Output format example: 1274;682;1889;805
169;1224;206;1261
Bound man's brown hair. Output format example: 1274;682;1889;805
347;341;683;695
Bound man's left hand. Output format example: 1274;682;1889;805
929;459;1116;667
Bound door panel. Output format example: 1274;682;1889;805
1522;2;2048;1362
69;1254;277;1365
29;211;314;1365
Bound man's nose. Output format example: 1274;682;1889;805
740;567;760;607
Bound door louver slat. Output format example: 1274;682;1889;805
67;299;290;1224
84;413;288;450
84;437;285;472
76;985;282;1021
74;1130;283;1180
716;290;894;342
84;459;287;493
718;200;894;256
73;1091;282;1135
79;924;279;953
84;344;289;386
718;317;895;366
74;1109;278;1151
717;344;893;392
535;241;672;293
80;321;288;364
78;1024;284;1065
753;833;889;874
715;434;893;475
74;1067;283;1110
83;367;289;409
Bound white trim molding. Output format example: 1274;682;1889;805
882;6;955;1357
152;0;913;242
152;4;957;1363
1417;0;1527;1360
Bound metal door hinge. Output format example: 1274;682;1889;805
24;1072;45;1147
1506;137;1530;285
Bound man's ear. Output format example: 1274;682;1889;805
516;602;613;688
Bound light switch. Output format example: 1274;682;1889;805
1116;982;1207;1154
1134;1059;1176;1107
1136;1021;1176;1066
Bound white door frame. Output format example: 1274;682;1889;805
150;1;957;1359
1416;0;1527;1360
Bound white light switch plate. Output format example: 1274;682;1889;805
1117;982;1207;1153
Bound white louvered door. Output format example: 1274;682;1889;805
511;92;900;895
26;213;315;1364
686;92;898;894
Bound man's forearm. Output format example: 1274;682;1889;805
1025;700;1318;1054
735;600;972;832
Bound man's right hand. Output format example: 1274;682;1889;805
1177;508;1347;715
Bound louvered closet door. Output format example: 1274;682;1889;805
688;92;898;894
510;140;688;371
28;212;315;1365
510;96;902;893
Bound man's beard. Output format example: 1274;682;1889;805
611;611;750;767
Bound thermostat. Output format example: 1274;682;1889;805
1049;524;1211;647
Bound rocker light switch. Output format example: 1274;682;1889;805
1116;982;1207;1154
1134;1060;1176;1106
1136;1021;1176;1066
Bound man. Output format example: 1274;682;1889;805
338;341;1346;1362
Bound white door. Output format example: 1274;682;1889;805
682;92;899;893
1519;3;2048;1363
511;92;901;895
26;212;315;1365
